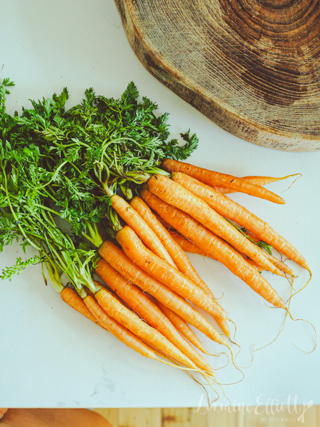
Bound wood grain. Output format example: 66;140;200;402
0;409;111;427
96;406;320;426
115;0;320;151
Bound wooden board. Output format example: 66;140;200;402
115;0;320;151
0;409;111;427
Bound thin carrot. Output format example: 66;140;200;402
83;294;185;368
116;225;227;320
95;259;215;376
93;287;200;371
161;159;285;204
214;173;301;194
60;287;98;323
147;175;284;276
130;197;231;336
243;231;295;276
169;230;209;257
130;196;213;297
98;241;227;345
111;194;176;268
169;230;262;271
172;172;309;272
156;301;209;354
140;188;286;309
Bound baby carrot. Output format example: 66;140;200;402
140;188;285;309
95;259;215;376
83;294;185;368
161;159;285;204
111;194;176;267
214;173;301;194
147;175;284;276
130;196;213;297
98;241;227;345
60;287;98;323
172;172;308;272
94;288;200;371
157;301;209;354
116;225;227;320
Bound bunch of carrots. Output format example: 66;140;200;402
0;79;313;400
60;159;311;398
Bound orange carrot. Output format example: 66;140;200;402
111;194;176;268
161;159;285;204
172;172;308;272
153;211;173;229
130;196;212;296
214;173;301;194
141;188;286;309
169;230;262;271
129;198;231;337
93;287;200;371
83;294;180;365
157;301;209;354
116;225;227;320
147;175;284;276
169;230;209;257
98;241;227;345
60;287;98;323
95;259;215;376
243;231;295;276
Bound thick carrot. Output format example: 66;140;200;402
98;241;227;345
130;196;213;297
94;287;199;371
157;301;208;354
147;175;284;276
60;287;98;323
95;259;215;376
173;172;308;272
111;194;176;268
214;173;301;194
141;188;285;309
161;159;285;204
83;294;178;364
116;225;227;320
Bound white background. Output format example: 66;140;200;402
0;0;319;408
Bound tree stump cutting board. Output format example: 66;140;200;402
115;0;320;151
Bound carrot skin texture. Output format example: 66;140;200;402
111;194;176;267
147;175;284;276
84;295;165;361
141;188;285;309
161;159;285;204
157;301;209;354
173;172;308;271
131;197;230;336
170;229;262;271
94;288;198;370
169;231;209;257
244;232;295;276
98;241;227;345
61;287;98;323
215;174;301;194
95;259;215;376
130;196;213;297
116;225;227;320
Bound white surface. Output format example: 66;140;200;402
0;0;319;408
